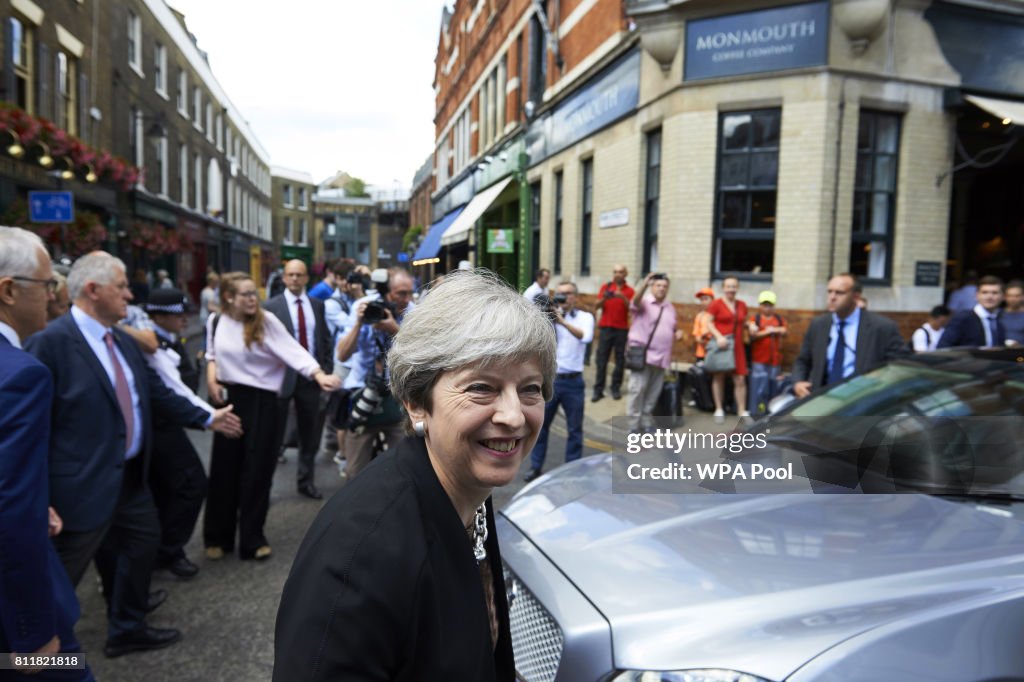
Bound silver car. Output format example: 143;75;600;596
499;349;1024;681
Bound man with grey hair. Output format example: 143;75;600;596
26;251;242;657
0;227;94;679
336;268;416;478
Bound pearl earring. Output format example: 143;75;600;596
413;421;426;437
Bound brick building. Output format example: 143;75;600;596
271;167;317;267
1;0;272;301
425;0;1023;364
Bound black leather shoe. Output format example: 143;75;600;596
591;390;604;403
298;483;323;500
104;626;181;658
167;556;199;579
145;589;168;614
524;468;542;483
611;388;622;400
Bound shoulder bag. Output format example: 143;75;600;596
625;304;665;371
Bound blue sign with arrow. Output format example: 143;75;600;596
29;191;75;223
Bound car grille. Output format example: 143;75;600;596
506;571;564;682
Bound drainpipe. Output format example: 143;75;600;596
828;76;847;282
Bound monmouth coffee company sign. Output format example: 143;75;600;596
685;1;829;81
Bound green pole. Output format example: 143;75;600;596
517;150;530;292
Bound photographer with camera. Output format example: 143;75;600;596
335;268;416;478
524;281;594;483
592;264;634;403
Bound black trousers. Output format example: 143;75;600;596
150;422;208;564
276;376;325;487
53;458;160;639
594;327;628;393
204;383;280;558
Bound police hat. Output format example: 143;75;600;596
145;288;189;315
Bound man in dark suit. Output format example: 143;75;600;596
793;273;906;398
0;227;93;679
26;251;241;658
265;259;334;499
937;275;1008;349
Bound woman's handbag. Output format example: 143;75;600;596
626;305;666;371
704;334;736;373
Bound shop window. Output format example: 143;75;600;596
8;17;34;113
580;159;593;276
127;10;142;73
529;181;541;275
714;109;780;276
554;171;563;274
643;129;662;274
850;110;900;281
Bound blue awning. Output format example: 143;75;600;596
412;207;464;265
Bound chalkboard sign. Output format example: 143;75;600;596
914;261;942;287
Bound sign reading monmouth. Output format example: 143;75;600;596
685;1;830;81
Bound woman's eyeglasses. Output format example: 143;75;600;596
12;276;59;294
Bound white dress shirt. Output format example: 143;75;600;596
523;281;545;303
71;305;144;459
0;320;20;348
284;288;317;358
148;326;215;419
554;308;595;373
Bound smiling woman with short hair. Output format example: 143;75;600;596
274;268;556;682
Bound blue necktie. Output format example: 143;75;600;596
988;315;999;347
830;319;846;384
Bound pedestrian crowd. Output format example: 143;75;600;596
4;219;1023;677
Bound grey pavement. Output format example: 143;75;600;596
74;329;738;680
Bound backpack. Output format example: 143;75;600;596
907;325;931;353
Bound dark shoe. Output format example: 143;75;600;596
104;626;181;658
611;388;622;400
145;589;168;614
298;482;323;500
591;390;604;403
524;468;543;483
167;556;199;579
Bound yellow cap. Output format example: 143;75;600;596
758;290;777;305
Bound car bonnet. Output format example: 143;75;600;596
500;455;1024;679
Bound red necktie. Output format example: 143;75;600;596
296;298;308;350
104;332;136;456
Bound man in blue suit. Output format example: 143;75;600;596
0;226;92;679
937;275;1009;349
26;251;242;658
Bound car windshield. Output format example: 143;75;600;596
772;358;1024;499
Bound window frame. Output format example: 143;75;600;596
283;216;293;244
176;69;188;116
643;129;662;275
179;142;189;206
712;108;781;280
127;10;143;76
554;170;563;274
580;158;593;277
10;16;34;113
154;43;167;97
850;109;902;284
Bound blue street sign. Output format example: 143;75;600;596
28;191;75;223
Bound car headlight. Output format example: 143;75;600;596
611;670;773;682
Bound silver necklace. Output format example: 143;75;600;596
471;504;488;562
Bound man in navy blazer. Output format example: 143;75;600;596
26;251;241;658
264;259;334;499
0;227;92;679
793;273;907;397
937;275;1009;349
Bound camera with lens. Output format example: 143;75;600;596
362;299;394;324
348;372;389;433
346;271;369;286
603;283;616;299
